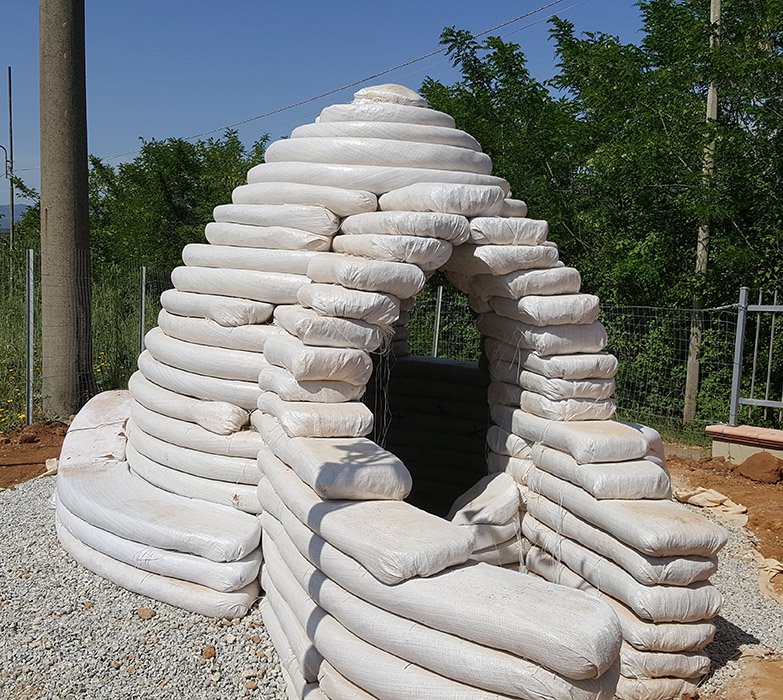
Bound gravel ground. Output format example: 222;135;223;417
2;474;781;699
0;476;286;700
687;501;783;695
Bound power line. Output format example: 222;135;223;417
100;0;569;162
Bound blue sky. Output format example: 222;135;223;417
1;1;644;203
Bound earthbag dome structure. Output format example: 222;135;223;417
56;84;727;700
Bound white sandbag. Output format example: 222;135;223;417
298;283;400;326
137;351;259;410
526;466;727;557
472;537;525;566
492;406;648;463
332;233;453;271
258;361;364;403
525;548;716;652
491;294;600;326
55;497;260;592
160;288;274;326
445;244;559;277
56;518;258;618
448;473;520;525
171;266;308;304
532;445;670;501
246;161;510;196
614;675;698;700
275;305;387;352
261;575;323;683
263;334;372;386
232;182;377;216
259;455;472;584
379;182;506;217
144;327;266;383
253;412;411;501
527;493;717;587
259;504;621;681
486;426;533;459
129;399;263;459
487;451;534;484
213;203;340;235
258;391;373;438
182;244;318;274
469;217;548;246
127;443;261;514
499;198;528;218
205;221;333;251
157;310;284;353
620;643;709;680
341;210;470;244
469;267;581;298
266;136;493;175
128;371;248;435
127;418;258;484
265;535;617;700
626;423;667;471
489;360;616;400
319;99;455;127
523;516;722;623
306;254;425;299
478;314;608;355
464;520;521;551
488;381;616;421
293;120;481;151
319;663;376;700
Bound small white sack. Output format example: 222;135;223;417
306;254;425;299
259;455;473;583
319;100;456;128
447;473;520;525
298;283;400;326
469;217;547;245
160;289;274;326
469;267;581;298
486;451;534;484
532;444;670;500
488;381;617;421
265;136;493;175
379;183;506;217
274;305;387;352
258;391;373;438
478;314;608;355
615;675;698;700
472;537;526;566
144;327;266;383
258;361;364;404
182;244;318;274
489;361;616;400
205;221;333;251
332;233;452;272
485;340;618;381
263;334;372;386
620;643;710;680
498;198;528;218
157;310;284;352
491;294;600;327
444;244;559;276
214;203;340;235
171;266;308;305
137;351;259;410
341;210;470;244
232;182;377;217
486;425;533;459
129;371;248;435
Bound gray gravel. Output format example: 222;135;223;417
681;498;783;695
0;476;285;700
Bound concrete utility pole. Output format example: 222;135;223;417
39;0;95;417
683;0;721;424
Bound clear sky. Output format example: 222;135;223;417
1;1;644;203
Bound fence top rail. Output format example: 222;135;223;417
747;304;783;313
601;303;739;313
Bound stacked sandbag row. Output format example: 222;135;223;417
254;410;623;700
363;356;491;516
491;410;727;698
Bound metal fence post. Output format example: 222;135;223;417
138;265;147;355
431;285;443;358
728;286;749;426
25;248;34;425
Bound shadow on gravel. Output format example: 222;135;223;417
705;616;763;672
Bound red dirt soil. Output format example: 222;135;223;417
0;421;67;489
